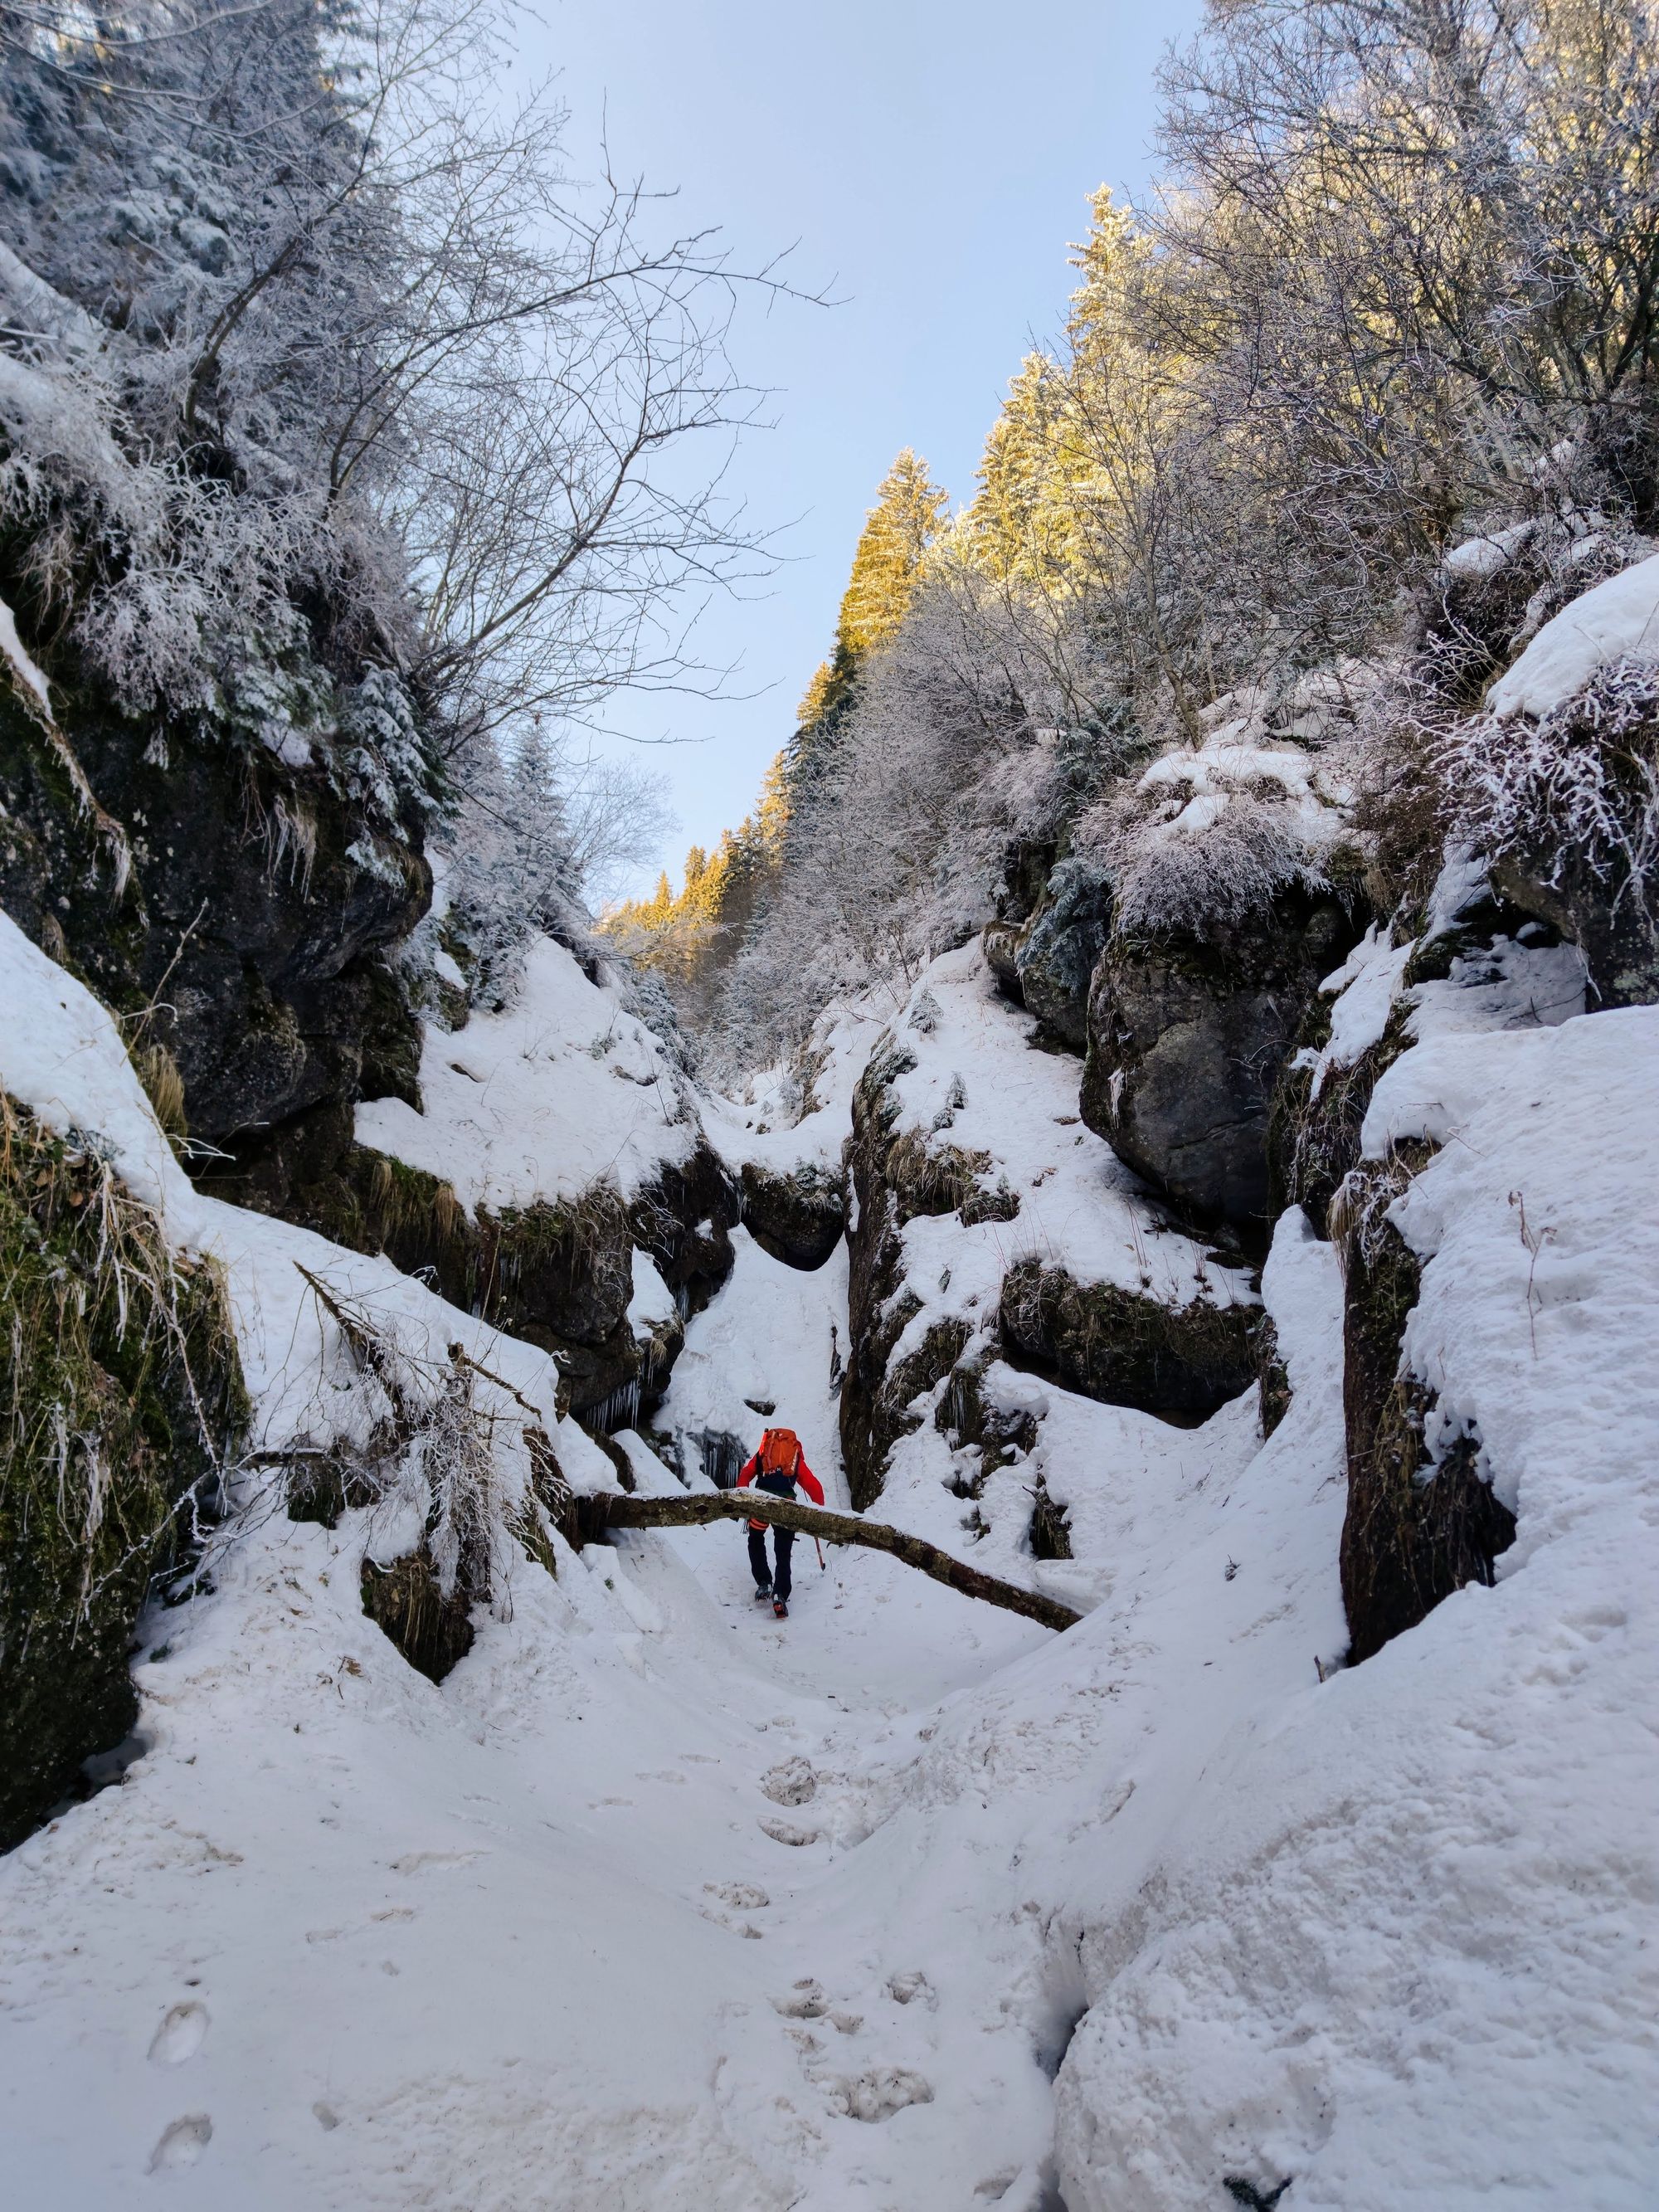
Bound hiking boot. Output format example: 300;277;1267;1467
772;1598;789;1619
753;1582;772;1601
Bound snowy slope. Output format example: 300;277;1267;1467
1054;1010;1659;2211
708;987;883;1185
357;929;698;1210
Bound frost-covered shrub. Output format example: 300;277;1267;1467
1078;723;1355;938
712;564;1103;1068
1442;659;1659;914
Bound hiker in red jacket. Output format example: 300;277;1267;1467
738;1426;824;1618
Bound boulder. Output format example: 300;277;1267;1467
1013;859;1112;1048
738;1158;845;1269
983;855;1112;1050
998;1257;1258;1423
1081;890;1357;1238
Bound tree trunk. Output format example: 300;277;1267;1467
575;1488;1081;1634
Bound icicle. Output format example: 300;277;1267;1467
591;1376;643;1435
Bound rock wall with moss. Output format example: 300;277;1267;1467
0;1097;246;1849
300;1138;738;1430
0;607;433;1223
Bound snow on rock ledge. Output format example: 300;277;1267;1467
357;930;698;1211
1055;1008;1659;2210
1486;549;1659;719
0;907;609;1512
840;943;1258;1507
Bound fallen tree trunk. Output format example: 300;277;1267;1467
576;1488;1082;1634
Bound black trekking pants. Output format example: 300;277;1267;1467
747;1524;794;1601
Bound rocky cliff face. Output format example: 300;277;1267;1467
840;1033;966;1510
311;1136;737;1430
1080;892;1360;1243
837;953;1260;1511
0;654;431;1218
0;1094;245;1849
1331;1151;1517;1664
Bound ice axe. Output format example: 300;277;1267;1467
814;1535;826;1571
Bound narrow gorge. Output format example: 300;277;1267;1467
2;4;1655;2208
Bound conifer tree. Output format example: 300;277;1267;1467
838;449;951;659
962;353;1068;585
791;449;949;789
600;749;793;1013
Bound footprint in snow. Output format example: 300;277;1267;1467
887;1970;937;2009
390;1849;485;1874
828;2066;934;2123
760;1756;817;1806
758;1816;819;1847
698;1906;764;1939
771;1979;828;2020
705;1881;771;1910
148;2114;212;2171
148;2002;208;2066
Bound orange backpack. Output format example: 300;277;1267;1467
758;1427;802;1479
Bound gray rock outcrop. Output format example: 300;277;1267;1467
1081;892;1359;1238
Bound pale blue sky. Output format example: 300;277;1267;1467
528;0;1204;895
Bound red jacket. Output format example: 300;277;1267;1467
738;1449;825;1527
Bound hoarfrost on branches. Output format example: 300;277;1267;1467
1077;724;1354;938
1443;658;1659;911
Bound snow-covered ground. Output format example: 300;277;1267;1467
0;1185;1323;2211
2;901;1656;2208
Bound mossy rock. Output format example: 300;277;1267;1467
841;1314;971;1513
303;1138;735;1431
738;1158;844;1270
1332;1152;1516;1663
884;1129;1016;1228
1255;1316;1293;1440
1027;1479;1073;1562
934;1355;1040;1490
303;1148;634;1421
998;1257;1258;1422
1267;999;1414;1232
360;1548;475;1683
0;1098;246;1849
